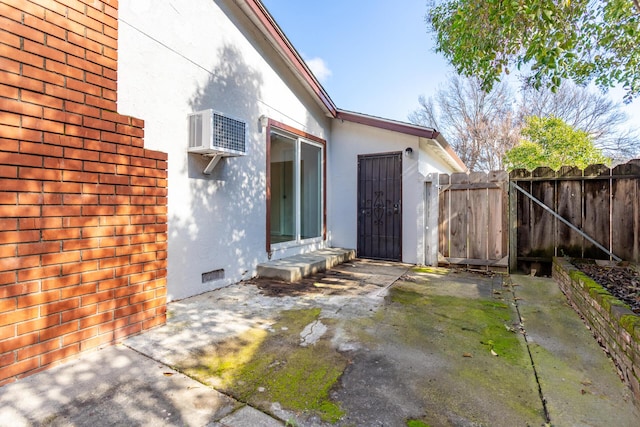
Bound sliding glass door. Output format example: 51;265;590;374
269;129;323;248
270;132;296;244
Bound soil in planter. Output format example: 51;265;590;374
571;260;640;314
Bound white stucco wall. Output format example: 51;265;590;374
417;139;463;266
329;120;459;265
118;0;330;300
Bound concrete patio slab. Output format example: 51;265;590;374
0;345;248;427
1;263;638;427
512;274;640;426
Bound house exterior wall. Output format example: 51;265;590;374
0;0;168;385
117;0;331;301
418;139;462;266
329;120;458;265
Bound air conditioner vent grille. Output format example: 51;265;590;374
187;109;247;156
213;113;246;152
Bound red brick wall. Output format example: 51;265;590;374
553;258;640;404
0;0;168;385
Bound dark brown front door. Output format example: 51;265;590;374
357;152;402;261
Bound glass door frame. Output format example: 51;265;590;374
266;119;326;254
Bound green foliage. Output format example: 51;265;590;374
428;0;640;102
502;140;545;172
503;116;610;171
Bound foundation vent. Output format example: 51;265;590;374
202;268;225;283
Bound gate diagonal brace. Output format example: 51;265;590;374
510;182;621;262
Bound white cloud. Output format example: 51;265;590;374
304;57;332;83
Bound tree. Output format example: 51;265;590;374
518;81;640;162
428;0;640;103
408;75;519;171
503;116;610;171
410;76;639;171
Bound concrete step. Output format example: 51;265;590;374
257;248;356;282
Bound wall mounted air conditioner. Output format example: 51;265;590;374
187;109;247;174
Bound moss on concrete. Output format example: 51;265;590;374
390;286;522;364
411;266;448;275
528;343;585;393
525;341;625;421
185;327;269;387
179;308;347;423
390;288;432;307
376;282;544;423
406;420;431;427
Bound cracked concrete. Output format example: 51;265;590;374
1;261;638;426
299;320;328;347
512;274;640;427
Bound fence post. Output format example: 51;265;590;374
509;180;518;273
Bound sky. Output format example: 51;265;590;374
261;0;639;127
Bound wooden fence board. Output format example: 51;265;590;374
488;182;504;259
468;172;488;260
583;164;611;259
439;174;450;257
497;171;510;259
515;175;532;258
530;168;556;260
449;173;469;259
556;166;583;257
611;162;640;262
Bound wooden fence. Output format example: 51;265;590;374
437;159;640;273
510;160;640;274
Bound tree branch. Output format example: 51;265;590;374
634;0;640;14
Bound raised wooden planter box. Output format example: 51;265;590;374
552;257;640;403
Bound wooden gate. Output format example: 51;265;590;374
357;152;403;261
438;171;508;271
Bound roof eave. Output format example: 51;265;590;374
433;133;468;172
237;0;338;117
337;109;467;173
236;2;467;173
336;110;440;139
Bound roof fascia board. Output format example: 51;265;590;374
432;134;468;172
336;110;439;139
239;0;337;116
